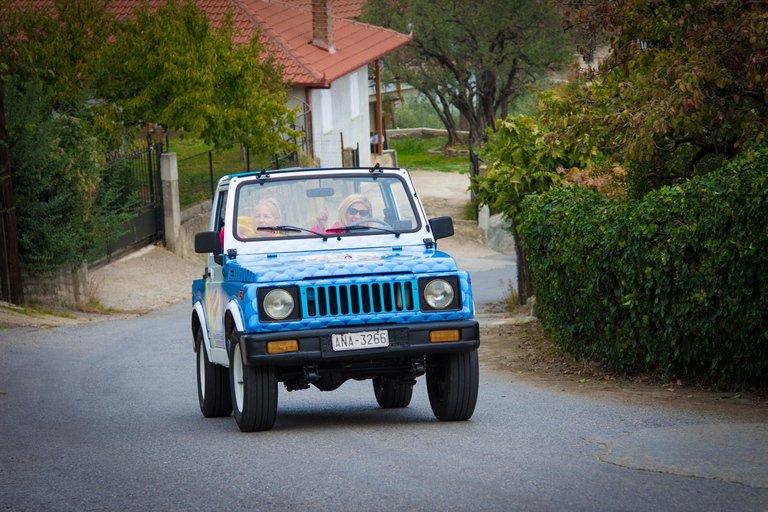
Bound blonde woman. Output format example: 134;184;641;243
312;194;372;234
238;198;282;237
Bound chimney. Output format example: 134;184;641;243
312;0;335;53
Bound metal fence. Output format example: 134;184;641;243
94;141;164;263
177;106;310;207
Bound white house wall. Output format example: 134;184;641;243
287;88;309;136
308;66;371;168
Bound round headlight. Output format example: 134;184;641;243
424;279;455;309
263;289;294;320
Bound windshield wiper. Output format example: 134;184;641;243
342;225;401;238
257;225;328;239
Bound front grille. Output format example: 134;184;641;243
303;280;418;318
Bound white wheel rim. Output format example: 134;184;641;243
233;344;244;411
198;346;206;400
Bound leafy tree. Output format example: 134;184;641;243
475;113;606;304
1;0;297;153
361;0;574;144
4;77;132;274
0;0;298;279
94;0;297;153
548;0;768;193
0;0;116;112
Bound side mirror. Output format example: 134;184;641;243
429;216;454;240
195;231;221;254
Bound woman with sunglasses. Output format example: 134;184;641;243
312;194;372;234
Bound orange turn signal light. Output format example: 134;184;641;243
429;330;460;343
267;340;299;354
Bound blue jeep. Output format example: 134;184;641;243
192;166;479;431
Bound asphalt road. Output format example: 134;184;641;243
1;303;766;511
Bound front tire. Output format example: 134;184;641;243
229;331;278;432
196;330;232;417
373;377;414;408
427;350;479;421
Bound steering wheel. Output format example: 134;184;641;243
348;218;392;229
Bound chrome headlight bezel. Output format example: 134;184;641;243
257;287;301;322
419;277;461;311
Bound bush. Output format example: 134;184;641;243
520;146;768;387
5;77;133;274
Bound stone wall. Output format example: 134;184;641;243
387;128;470;140
179;201;210;266
23;262;89;308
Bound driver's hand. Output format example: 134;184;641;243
316;205;328;229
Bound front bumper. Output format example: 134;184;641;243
240;320;479;366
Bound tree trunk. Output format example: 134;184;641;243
425;93;461;146
510;219;532;305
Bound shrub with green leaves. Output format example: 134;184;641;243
6;78;133;274
474;114;609;303
520;146;768;387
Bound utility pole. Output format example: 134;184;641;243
0;76;25;304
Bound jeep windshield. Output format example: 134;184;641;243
231;174;421;241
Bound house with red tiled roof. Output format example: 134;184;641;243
20;0;410;167
234;0;410;166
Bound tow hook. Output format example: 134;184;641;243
411;356;426;378
304;364;320;384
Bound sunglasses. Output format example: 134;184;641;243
347;207;369;217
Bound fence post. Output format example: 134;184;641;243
208;152;214;196
160;152;181;256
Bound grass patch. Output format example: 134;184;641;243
390;137;470;172
464;201;477;221
78;297;140;315
160;133;280;208
500;279;520;314
1;304;77;319
172;137;250;208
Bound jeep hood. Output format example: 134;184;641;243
223;246;458;283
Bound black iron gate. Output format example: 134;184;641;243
93;142;165;263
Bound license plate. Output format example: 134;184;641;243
331;330;389;352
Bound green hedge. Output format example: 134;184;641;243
6;77;133;274
519;147;768;387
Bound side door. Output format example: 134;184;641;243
204;188;230;365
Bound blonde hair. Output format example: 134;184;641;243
253;197;281;225
337;194;372;227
